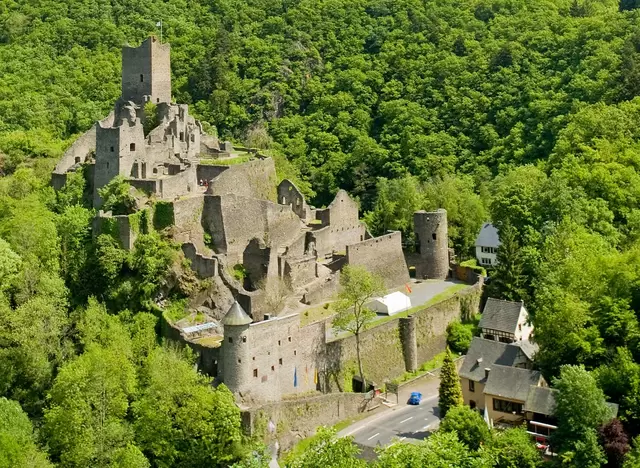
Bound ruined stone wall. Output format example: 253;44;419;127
302;274;340;305
202;194;304;265
93;212;137;250
171;195;204;245
207;157;277;202
151;39;171;104
221;315;326;402
54;126;95;176
182;243;218;278
197;164;228;183
243;392;373;451
283;256;317;290
346;231;409;288
277;179;311;222
158;164;197;200
128;179;158;196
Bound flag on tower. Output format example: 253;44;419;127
156;21;162;27
405;283;412;294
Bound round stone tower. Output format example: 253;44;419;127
413;209;449;280
221;301;253;394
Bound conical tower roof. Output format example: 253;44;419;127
222;301;253;326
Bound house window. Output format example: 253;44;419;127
140;74;144;82
499;336;511;344
469;380;475;392
484;334;495;341
481;258;491;265
470;400;476;409
242;336;247;343
493;398;523;414
253;369;258;378
130;143;136;151
519;324;522;331
110;146;114;152
279;358;283;365
228;337;233;343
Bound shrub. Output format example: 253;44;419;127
447;321;473;354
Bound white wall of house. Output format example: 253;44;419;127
476;245;498;266
515;306;533;342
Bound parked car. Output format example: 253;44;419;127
408;391;422;405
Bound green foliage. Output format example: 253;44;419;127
142;102;159;136
482;427;542;468
44;345;139;467
446;321;474;354
376;431;474;468
285;427;365;468
552;365;612;464
438;348;464;418
99;176;136;215
0;397;52;468
440;405;491;451
133;348;245;467
232;263;248;282
152;201;174;231
56;171;87;212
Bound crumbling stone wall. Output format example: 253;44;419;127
157;164;197;200
93;211;138;250
207;158;277;201
283;255;317;290
310;190;368;257
171;196;204;245
242;392;373;451
277;179;312;222
346;231;409;288
182;243;218;278
302;273;340;305
202;194;305;266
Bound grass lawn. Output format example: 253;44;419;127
199;153;254;165
390;351;447;385
193;335;223;348
299;302;336;327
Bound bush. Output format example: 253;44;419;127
447;321;474;354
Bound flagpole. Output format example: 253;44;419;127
160;20;163;43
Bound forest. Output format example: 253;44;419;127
4;0;640;465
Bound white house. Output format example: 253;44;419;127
475;222;500;266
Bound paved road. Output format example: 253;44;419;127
405;279;461;306
338;375;442;448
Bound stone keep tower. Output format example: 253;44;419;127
121;36;171;105
221;302;253;394
414;209;449;280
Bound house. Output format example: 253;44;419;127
479;298;533;343
459;337;536;411
476;223;500;266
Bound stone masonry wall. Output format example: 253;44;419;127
346;231;410;289
207;157;277;202
324;283;482;392
243;392;374;451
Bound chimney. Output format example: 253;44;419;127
484;368;491;379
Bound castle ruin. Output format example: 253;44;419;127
52;37;467;404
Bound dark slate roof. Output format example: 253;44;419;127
459;337;523;383
511;340;539;361
222;301;253;326
484;365;543;402
475;223;500;247
479;298;524;334
524;386;557;416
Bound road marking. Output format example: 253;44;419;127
400;417;413;424
367;433;380;441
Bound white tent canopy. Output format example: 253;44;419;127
368;291;412;316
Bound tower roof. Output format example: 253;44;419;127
222;301;253;326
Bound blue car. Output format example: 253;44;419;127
408;391;422;405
